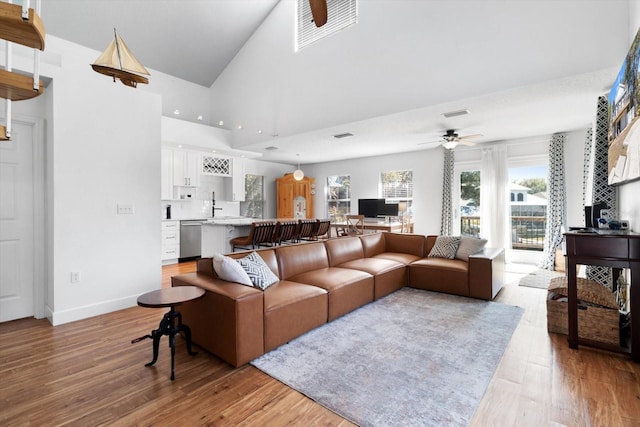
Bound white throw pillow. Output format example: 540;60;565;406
212;253;253;287
236;251;279;291
455;237;488;262
428;236;462;259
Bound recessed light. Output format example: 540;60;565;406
258;130;263;134
174;109;180;115
196;115;203;121
178;144;183;148
237;125;243;130
218;120;224;126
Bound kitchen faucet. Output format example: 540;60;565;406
212;191;223;217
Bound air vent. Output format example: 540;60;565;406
333;132;354;139
297;0;358;50
264;146;279;151
442;109;470;118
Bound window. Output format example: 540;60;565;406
459;170;481;237
509;165;548;251
380;170;412;215
241;174;264;219
296;0;357;51
327;175;350;220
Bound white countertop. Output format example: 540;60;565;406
203;216;254;225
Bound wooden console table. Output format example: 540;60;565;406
564;230;639;362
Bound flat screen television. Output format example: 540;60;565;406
358;198;399;218
607;27;640;185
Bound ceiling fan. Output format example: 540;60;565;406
423;129;483;149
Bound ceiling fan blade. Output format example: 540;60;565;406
309;0;328;27
418;139;445;145
458;140;476;146
459;133;483;140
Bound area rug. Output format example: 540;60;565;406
518;268;564;289
251;288;523;427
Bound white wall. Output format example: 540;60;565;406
4;36;174;324
303;149;445;236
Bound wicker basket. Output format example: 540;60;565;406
546;277;620;346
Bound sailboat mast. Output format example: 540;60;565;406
113;28;123;71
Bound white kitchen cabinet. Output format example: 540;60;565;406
161;220;180;263
161;148;174;200
201;154;232;177
227;157;245;202
172;150;200;187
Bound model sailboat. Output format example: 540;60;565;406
91;29;149;88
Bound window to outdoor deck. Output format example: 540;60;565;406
327;175;351;220
380;170;413;216
241;174;264;219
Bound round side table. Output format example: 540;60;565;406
132;286;205;380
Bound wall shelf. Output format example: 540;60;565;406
0;2;46;50
0;69;43;101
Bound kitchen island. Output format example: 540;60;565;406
201;217;253;256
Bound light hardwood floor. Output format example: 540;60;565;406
1;262;639;426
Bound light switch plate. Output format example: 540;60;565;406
117;204;134;215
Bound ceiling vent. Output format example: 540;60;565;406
442;109;470;118
297;0;357;51
264;146;279;151
333;132;354;139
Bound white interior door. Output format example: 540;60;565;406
0;122;35;322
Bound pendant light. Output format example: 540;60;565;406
293;154;304;181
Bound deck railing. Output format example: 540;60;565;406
460;215;546;251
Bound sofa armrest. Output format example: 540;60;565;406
172;273;264;367
468;247;505;300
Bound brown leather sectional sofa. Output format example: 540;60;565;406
171;232;505;367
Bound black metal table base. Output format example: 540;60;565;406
132;306;197;380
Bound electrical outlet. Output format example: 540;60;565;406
117;204;134;215
70;271;81;283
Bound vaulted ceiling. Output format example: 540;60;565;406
42;0;634;164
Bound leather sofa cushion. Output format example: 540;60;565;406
325;236;365;266
277;242;329;280
373;252;422;265
263;280;328;351
290;267;374;321
383;232;426;257
337;257;404;276
408;258;469;297
360;232;386;257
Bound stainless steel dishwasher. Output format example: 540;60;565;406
179;220;205;260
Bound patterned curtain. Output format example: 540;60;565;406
539;134;566;270
440;147;454;235
587;96;618;289
582;128;593;226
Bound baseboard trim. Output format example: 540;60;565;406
50;295;139;326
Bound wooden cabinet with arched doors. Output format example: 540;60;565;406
276;173;315;219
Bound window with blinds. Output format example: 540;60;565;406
381;170;413;214
296;0;357;51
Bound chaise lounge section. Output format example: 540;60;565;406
171;232;504;367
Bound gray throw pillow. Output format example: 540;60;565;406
455;237;488;262
236;251;279;290
428;236;462;259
